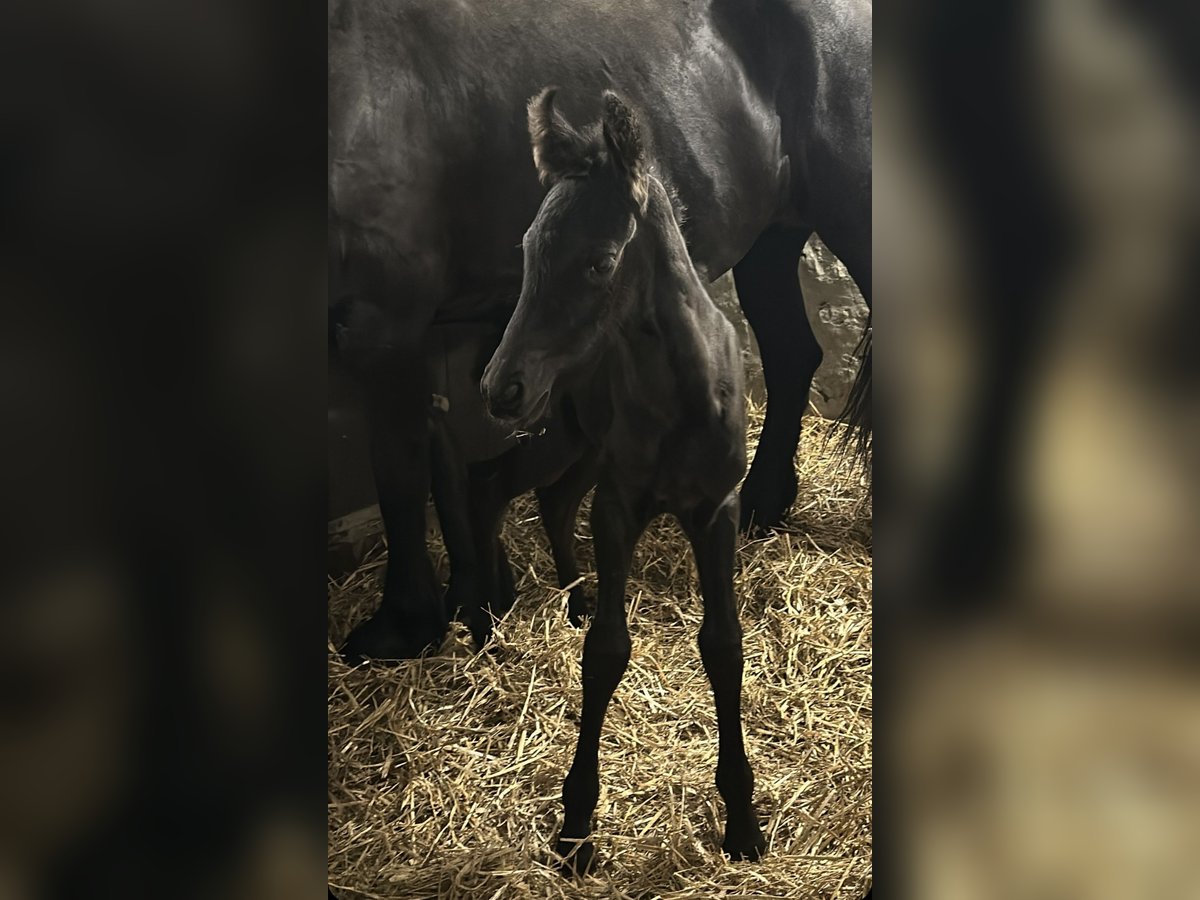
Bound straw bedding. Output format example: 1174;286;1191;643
329;403;872;899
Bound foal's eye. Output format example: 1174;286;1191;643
588;255;617;278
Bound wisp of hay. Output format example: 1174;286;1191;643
329;403;871;899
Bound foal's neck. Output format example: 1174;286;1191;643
635;181;730;391
642;184;712;314
586;181;738;450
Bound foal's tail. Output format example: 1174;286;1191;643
836;318;872;474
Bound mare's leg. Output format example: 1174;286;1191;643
815;189;873;457
332;195;448;662
340;345;445;663
556;482;648;876
734;226;821;531
817;223;871;318
536;456;599;626
899;0;1068;605
334;236;447;662
682;495;766;860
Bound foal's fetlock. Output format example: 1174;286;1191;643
722;807;767;861
554;834;596;876
566;588;595;627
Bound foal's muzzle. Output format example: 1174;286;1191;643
482;372;525;421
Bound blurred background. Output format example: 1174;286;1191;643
0;0;326;896
1;0;1198;896
875;0;1200;896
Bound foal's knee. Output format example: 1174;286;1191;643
582;620;631;690
698;619;744;668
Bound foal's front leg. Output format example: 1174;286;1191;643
684;495;767;861
556;481;647;876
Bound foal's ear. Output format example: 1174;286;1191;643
601;90;648;212
527;87;590;185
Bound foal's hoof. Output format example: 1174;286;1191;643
340;611;444;665
722;819;767;862
566;589;594;628
443;578;473;622
554;837;596;877
468;620;494;654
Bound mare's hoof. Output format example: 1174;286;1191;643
738;498;790;533
738;470;797;533
555;837;596;877
566;589;594;628
340;611;444;665
722;818;767;861
460;600;496;652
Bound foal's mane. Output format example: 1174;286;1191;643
557;128;690;236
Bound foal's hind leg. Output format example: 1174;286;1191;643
683;495;766;860
494;537;517;614
462;467;512;651
536;456;598;626
556;481;647;876
734;226;821;531
430;425;480;623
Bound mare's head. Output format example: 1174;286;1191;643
482;87;652;427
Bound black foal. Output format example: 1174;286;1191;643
482;88;766;874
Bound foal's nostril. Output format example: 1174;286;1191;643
485;374;526;418
500;380;523;407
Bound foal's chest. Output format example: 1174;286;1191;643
604;414;742;505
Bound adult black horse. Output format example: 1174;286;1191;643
329;0;871;661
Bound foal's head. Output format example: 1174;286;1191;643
482;87;655;427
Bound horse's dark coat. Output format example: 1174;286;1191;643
451;411;598;650
417;325;597;654
427;322;598;649
330;0;871;660
481;90;763;873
